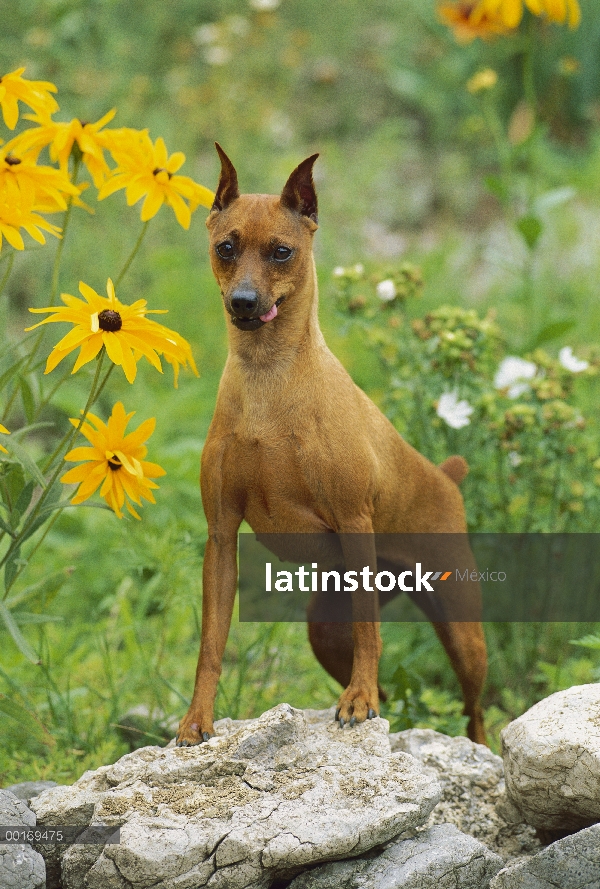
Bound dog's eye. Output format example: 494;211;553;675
216;241;235;260
273;246;293;262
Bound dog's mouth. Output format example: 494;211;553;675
231;297;284;331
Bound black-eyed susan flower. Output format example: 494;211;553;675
472;0;581;28
98;130;214;228
26;277;199;386
0;142;81;212
0;190;62;250
61;402;165;519
0;423;9;454
438;2;510;41
13;109;117;188
0;68;58;130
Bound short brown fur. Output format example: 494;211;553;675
176;147;487;747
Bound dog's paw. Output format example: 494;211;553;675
335;686;379;728
175;712;214;747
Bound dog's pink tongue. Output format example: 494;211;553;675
260;304;278;323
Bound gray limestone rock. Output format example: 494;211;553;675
31;703;440;889
0;845;46;889
0;788;37;828
0;789;46;889
390;729;540;861
287;823;503;888
501;684;600;832
4;781;58;807
490;824;600;888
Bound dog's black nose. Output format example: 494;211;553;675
231;290;258;318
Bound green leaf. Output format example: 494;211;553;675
0;694;55;746
0;600;40;663
0;513;17;538
0;356;27;394
13;480;34;524
570;633;600;650
4;545;25;594
517;215;543;250
4;437;46;488
10;612;64;625
529;319;576;350
484;175;508;202
20;377;35;424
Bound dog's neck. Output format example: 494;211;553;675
225;255;326;378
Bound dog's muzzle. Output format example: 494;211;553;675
228;289;283;331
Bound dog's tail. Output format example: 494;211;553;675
439;455;469;486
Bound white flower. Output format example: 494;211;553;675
250;0;280;9
204;45;231;65
333;266;345;277
494;356;537;398
193;24;220;45
436;391;474;430
508;451;523;468
376;279;396;302
559;346;589;373
353;263;364;275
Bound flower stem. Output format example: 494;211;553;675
1;349;109;590
0;251;15;298
115;221;150;287
50;156;81;302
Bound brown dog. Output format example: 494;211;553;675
176;145;487;747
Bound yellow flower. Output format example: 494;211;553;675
98;130;214;228
0;142;81;212
0;68;58;130
472;0;581;28
0;189;62;251
26;277;199;386
0;423;9;455
438;1;510;40
439;0;580;40
14;109;117;188
61;402;166;519
467;68;499;93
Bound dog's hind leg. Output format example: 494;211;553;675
431;620;487;745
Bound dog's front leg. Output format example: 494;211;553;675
335;530;382;727
177;522;240;746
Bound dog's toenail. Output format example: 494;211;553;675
335;708;340;721
367;708;376;719
349;717;357;727
202;732;211;742
339;717;345;728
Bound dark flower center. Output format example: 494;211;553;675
98;309;122;332
5;155;21;166
153;167;172;179
107;456;121;471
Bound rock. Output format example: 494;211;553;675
287;824;503;888
4;781;58;806
0;788;37;828
490;824;600;888
0;845;46;889
390;729;540;861
501;684;600;832
31;704;440;889
0;789;46;889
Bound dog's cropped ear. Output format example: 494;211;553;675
280;154;319;225
211;142;240;212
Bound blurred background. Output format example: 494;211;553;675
2;0;600;782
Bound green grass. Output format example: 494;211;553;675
2;0;600;784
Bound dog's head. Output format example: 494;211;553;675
206;144;319;332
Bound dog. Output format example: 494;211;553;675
176;145;487;747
